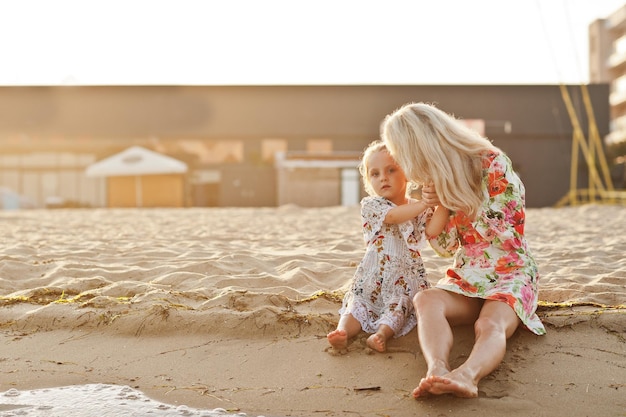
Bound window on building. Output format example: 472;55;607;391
183;140;243;164
615;35;626;55
615;75;626;95
261;138;287;162
306;139;332;153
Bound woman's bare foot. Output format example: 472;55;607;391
366;333;388;352
412;362;451;398
412;376;438;398
327;329;349;350
413;370;478;398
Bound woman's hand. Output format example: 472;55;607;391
421;183;441;207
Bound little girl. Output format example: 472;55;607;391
327;140;449;352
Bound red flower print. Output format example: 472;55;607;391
501;237;522;251
463;232;477;245
447;269;462;280
464;241;490;257
446;269;478;293
520;285;536;315
489;292;518;307
454;211;471;226
488;169;509;197
495;252;523;274
482;152;497;169
512;209;525;234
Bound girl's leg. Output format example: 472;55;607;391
366;324;395;352
411;289;482;398
417;299;520;398
327;313;362;350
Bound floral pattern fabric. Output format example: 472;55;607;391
428;151;546;335
340;196;431;337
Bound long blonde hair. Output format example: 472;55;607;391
381;102;499;219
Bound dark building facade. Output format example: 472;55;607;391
0;84;610;208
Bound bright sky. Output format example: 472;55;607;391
1;0;625;86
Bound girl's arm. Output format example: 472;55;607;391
425;205;450;239
383;200;428;224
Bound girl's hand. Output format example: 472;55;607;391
421;183;441;207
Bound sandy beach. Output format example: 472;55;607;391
0;204;625;417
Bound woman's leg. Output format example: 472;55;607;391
417;299;520;398
411;289;483;398
327;313;362;350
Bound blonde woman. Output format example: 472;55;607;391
327;140;448;353
381;102;545;398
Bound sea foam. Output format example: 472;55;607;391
0;384;265;417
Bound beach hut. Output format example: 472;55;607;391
85;146;187;208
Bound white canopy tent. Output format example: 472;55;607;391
86;146;188;177
86;146;188;207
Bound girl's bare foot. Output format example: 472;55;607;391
327;329;349;350
366;333;387;352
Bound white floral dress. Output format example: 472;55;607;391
428;151;546;335
339;196;431;337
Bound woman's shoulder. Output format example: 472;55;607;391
482;149;512;169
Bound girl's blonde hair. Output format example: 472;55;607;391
358;140;412;197
381;102;499;219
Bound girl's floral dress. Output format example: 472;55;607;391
429;151;546;335
340;196;431;337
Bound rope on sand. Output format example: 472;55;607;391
537;300;626;310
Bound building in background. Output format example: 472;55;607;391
590;3;626;145
590;3;626;187
85;146;187;208
0;85;610;209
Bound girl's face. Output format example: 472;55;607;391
367;150;408;205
